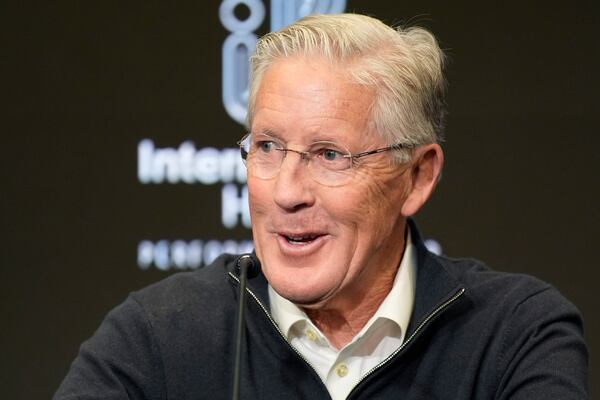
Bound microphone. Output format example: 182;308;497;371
232;254;261;400
236;253;261;279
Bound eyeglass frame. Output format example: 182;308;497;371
237;132;413;166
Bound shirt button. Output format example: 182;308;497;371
305;329;317;341
335;363;348;377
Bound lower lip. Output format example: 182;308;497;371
275;234;329;257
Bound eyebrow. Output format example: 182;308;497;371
253;129;351;149
256;128;343;143
254;128;283;141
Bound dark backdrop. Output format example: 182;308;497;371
2;1;599;398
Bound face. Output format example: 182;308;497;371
249;57;412;309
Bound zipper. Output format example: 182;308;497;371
229;271;465;400
347;286;466;399
227;272;331;395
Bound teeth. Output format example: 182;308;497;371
285;234;318;243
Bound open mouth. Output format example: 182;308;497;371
283;233;323;245
275;230;329;256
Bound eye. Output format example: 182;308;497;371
256;140;276;153
311;142;352;172
321;148;342;161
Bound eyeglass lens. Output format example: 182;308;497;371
239;134;355;187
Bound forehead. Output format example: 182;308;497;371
252;57;377;145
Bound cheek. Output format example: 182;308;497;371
351;175;407;241
247;178;274;263
320;177;399;233
247;178;271;219
319;188;364;230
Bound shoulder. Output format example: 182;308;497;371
129;253;240;318
54;256;243;399
431;254;588;397
431;253;583;329
437;254;553;303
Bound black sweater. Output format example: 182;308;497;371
55;226;588;399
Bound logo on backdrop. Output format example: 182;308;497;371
220;0;347;124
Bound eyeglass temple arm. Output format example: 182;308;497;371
351;143;408;159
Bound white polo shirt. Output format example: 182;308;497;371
268;230;417;400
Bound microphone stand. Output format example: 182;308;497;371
232;255;255;400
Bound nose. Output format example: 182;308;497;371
272;152;316;212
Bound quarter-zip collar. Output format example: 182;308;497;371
227;219;468;399
405;218;468;338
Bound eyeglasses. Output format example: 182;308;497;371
237;133;411;187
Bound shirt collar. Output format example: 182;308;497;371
268;285;307;340
269;227;417;343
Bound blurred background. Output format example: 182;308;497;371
2;1;598;398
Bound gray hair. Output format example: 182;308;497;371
247;13;447;163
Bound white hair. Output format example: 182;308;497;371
247;13;447;162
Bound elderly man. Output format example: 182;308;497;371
55;13;588;400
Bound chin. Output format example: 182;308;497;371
263;256;340;306
272;282;332;307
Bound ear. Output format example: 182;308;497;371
401;144;444;217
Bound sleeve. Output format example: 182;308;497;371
53;295;166;400
495;286;588;400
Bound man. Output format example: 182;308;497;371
55;13;588;399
